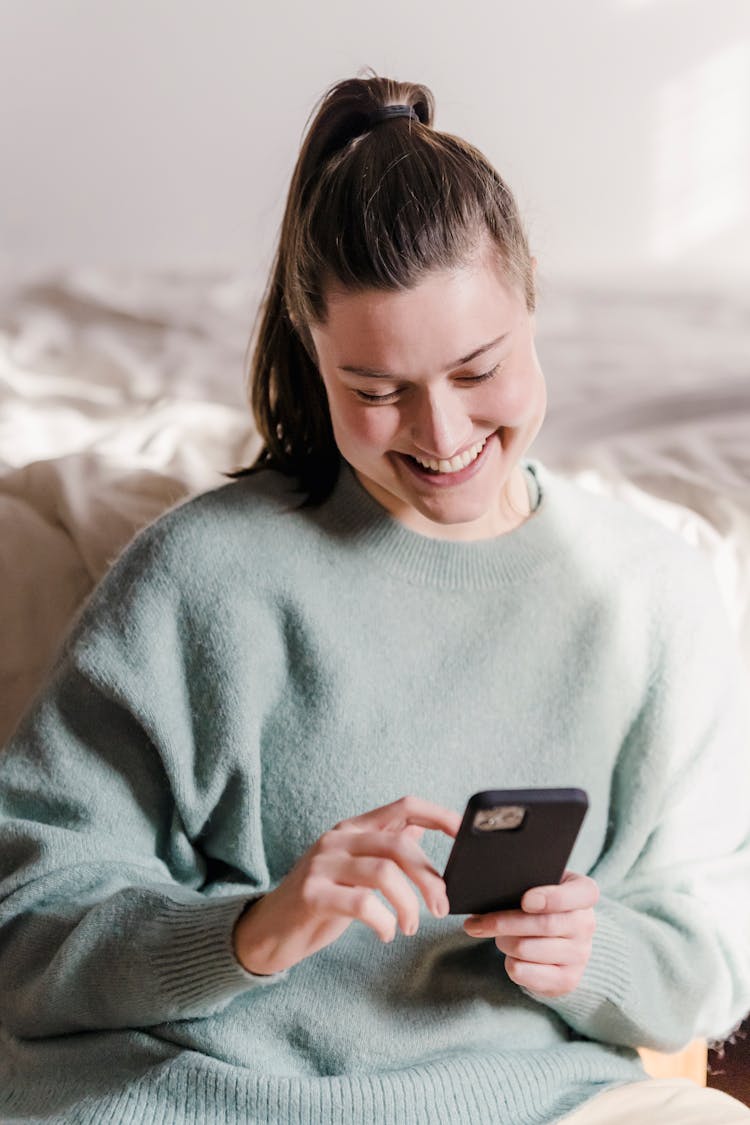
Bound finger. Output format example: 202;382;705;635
314;853;422;936
464;909;585;939
308;881;399;944
331;795;461;840
492;936;588;965
504;955;584;998
521;872;600;914
343;830;450;916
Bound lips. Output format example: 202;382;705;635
410;436;488;474
395;430;499;487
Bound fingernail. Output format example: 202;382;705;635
524;892;546;912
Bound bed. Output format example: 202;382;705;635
1;268;749;1091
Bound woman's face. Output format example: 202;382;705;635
308;250;547;541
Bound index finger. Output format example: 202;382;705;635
521;870;600;914
333;795;462;840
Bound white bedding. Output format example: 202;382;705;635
2;270;749;744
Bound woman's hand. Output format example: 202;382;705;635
233;795;461;976
463;870;599;998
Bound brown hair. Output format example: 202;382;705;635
229;67;537;510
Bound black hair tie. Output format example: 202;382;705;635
367;104;420;128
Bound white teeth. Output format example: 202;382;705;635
413;436;488;474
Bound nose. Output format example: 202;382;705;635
408;386;472;460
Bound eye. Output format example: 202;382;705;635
354;364;502;404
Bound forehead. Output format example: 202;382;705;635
313;259;522;369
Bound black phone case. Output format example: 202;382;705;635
443;788;589;915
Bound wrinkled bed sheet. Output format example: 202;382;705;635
1;269;749;744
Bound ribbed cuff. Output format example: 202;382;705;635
522;896;631;1027
147;893;290;1013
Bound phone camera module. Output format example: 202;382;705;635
473;805;527;832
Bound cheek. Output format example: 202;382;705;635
331;396;396;449
494;367;542;422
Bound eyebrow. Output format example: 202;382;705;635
337;332;510;379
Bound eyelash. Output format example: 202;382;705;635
354;365;502;404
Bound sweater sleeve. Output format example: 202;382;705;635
0;532;289;1040
525;553;750;1053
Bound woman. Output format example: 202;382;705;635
1;71;749;1125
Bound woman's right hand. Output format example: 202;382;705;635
233;795;461;975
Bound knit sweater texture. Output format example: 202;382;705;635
1;456;749;1125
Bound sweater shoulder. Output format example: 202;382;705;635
112;469;308;573
539;466;731;643
66;470;313;642
544;466;718;583
158;468;308;537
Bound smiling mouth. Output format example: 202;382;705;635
400;429;503;474
407;435;489;475
394;429;502;485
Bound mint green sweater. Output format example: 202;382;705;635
1;457;750;1125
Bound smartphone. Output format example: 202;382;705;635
442;788;589;915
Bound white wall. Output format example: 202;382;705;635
1;0;748;287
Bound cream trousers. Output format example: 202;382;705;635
557;1079;750;1123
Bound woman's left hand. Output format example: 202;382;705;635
463;870;599;998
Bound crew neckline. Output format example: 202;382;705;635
317;456;572;590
